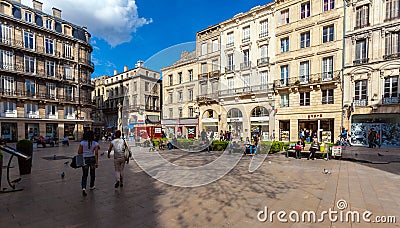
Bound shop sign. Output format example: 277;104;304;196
308;114;322;119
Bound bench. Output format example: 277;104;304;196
285;144;331;159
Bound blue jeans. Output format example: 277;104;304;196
81;157;96;189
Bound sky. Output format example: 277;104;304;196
21;0;271;78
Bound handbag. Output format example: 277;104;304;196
123;139;131;162
295;144;302;150
70;154;85;168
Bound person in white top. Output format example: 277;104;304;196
108;130;129;188
77;130;99;196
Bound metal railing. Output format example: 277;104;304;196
225;65;235;73
257;57;269;66
274;70;341;89
353;97;368;107
240;61;251;70
259;32;268;38
353;58;369;65
382;96;399;104
219;84;273;97
383;52;400;60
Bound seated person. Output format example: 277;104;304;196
61;137;69;146
244;137;251;154
37;136;46;147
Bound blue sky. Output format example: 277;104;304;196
21;0;271;77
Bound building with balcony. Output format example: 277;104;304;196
273;0;344;143
218;4;276;141
343;0;400;146
161;51;199;139
0;0;94;141
92;61;161;138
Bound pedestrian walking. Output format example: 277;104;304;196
78;130;99;196
368;128;377;148
108;130;129;188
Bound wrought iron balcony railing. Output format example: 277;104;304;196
353;97;368;107
257;57;269;66
274;71;341;89
382;96;399;105
353;58;369;65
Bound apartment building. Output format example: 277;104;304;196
161;51;199;138
92;61;161;138
218;4;276;141
0;0;94;141
343;0;400;147
274;0;344;142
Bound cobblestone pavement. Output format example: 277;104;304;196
0;142;399;227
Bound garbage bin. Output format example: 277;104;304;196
16;140;33;175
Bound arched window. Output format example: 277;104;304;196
251;106;269;117
203;109;215;118
227;108;243;118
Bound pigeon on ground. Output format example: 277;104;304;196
64;161;69;165
61;172;65;179
323;169;331;175
378;153;383;156
100;152;105;156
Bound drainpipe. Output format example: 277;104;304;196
341;0;347;135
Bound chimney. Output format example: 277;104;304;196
52;7;62;18
114;69;117;75
32;0;43;11
124;66;128;72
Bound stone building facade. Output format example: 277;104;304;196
0;0;94;141
92;61;161;138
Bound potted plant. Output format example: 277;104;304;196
16;139;33;175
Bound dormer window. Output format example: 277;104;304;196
45;19;53;30
24;12;32;23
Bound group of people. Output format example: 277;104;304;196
294;137;320;160
77;129;130;196
299;128;317;143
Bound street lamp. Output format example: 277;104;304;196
117;102;122;131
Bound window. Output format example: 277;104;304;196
169;108;173;118
323;0;335;11
260;71;268;89
242;26;250;43
212;81;218;93
178;91;183;102
133;82;137;91
322;57;334;80
0;50;13;70
64;65;73;79
201;83;208;95
45;19;53;30
177;108;182;118
227;32;234;47
280;94;289;107
188;106;194;117
323;25;334;43
227;77;234;94
281;65;289;85
301;2;311;19
243;74;250;87
25;79;36;95
322;89;334;104
242;49;250;69
46;61;55;76
24;31;34;49
355;5;370;29
280;9;289;25
188;89;193;101
188;70;193;81
25;103;38;114
45;38;54;55
178;72;182;84
1;75;14;94
384;76;399;104
64;106;75;117
64;43;73;59
168;92;173;104
386;0;400;21
65;85;74;100
24;11;32;23
212;59;218;71
24;56;35;73
201;62;207;74
212;39;219;52
355;39;368;64
280;37;289;52
201;43;207;55
227;53;234;71
299;61;310;83
145;82;149;92
168;74;173;86
300;92;310;106
300;31;310;48
384;32;400;58
46;105;57;115
2;102;16;114
47;83;56;98
354;80;368;106
259;45;268;65
259;20;268;38
1;24;12;44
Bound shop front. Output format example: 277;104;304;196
227;108;243;140
298;117;334;143
279;120;290;141
46;123;58;138
26;123;39;139
351;114;400;147
1;122;17;142
179;118;198;139
250;107;270;141
64;123;75;140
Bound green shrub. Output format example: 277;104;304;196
270;141;285;153
211;141;228;151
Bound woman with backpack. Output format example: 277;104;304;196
108;130;129;188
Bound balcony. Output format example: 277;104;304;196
259;32;268;38
219;84;273;97
198;73;208;79
353;97;368;107
257;57;269;66
2;110;17;118
196;93;218;104
240;61;251;70
383;52;400;60
384;16;400;22
242;37;250;43
226;42;234;48
225;65;235;73
382;96;399;105
274;71;341;89
354;23;370;30
353;58;369;65
209;70;220;79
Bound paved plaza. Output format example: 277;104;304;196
0;142;399;227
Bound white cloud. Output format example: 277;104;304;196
21;0;151;47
